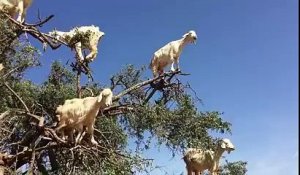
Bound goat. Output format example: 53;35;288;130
0;0;32;23
183;138;235;175
55;88;113;145
48;25;105;62
149;30;197;77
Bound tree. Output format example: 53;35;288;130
0;13;247;174
220;160;248;175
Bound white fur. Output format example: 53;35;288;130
183;138;235;175
49;25;105;62
149;30;197;77
0;64;3;72
0;152;7;174
55;88;113;145
0;0;32;22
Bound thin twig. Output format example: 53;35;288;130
144;89;157;104
23;15;54;27
27;148;36;175
80;86;94;96
1;65;35;80
186;82;203;104
15;110;44;124
0;110;10;121
4;82;30;112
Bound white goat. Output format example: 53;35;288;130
49;25;105;62
55;88;113;145
149;30;197;77
183;138;235;175
0;0;32;22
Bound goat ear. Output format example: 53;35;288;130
182;33;189;38
221;142;226;149
97;92;103;102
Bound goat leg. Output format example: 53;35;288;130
74;42;84;62
85;45;98;61
87;125;98;145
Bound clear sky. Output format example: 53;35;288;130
24;0;298;174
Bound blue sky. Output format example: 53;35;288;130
23;0;298;174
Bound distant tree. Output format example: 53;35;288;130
0;13;247;174
220;160;248;175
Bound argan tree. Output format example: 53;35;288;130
0;13;246;175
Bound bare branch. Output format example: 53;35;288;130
102;104;134;116
1;65;22;80
144;88;157;104
14;110;44;124
113;70;182;101
4;82;30;113
185;82;203;104
70;61;94;85
0;110;10;121
27;148;36;175
44;128;67;144
3;13;66;49
23;15;54;27
80;86;94;96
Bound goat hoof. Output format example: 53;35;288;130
91;140;98;145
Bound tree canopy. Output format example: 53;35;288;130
0;13;246;175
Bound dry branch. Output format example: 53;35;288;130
4;82;30;112
3;13;66;49
23;15;55;27
113;70;182;101
0;111;10;121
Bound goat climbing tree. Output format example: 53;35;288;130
0;13;247;174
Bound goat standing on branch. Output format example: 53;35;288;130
0;0;32;23
183;138;235;175
149;30;197;77
55;88;113;145
49;25;105;63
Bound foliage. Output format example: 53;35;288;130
220;160;248;175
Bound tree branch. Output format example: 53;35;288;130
27;148;36;175
23;15;54;27
0;110;10;121
4;82;30;113
3;13;66;49
113;70;182;101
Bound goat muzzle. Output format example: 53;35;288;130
227;147;235;154
192;38;197;44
